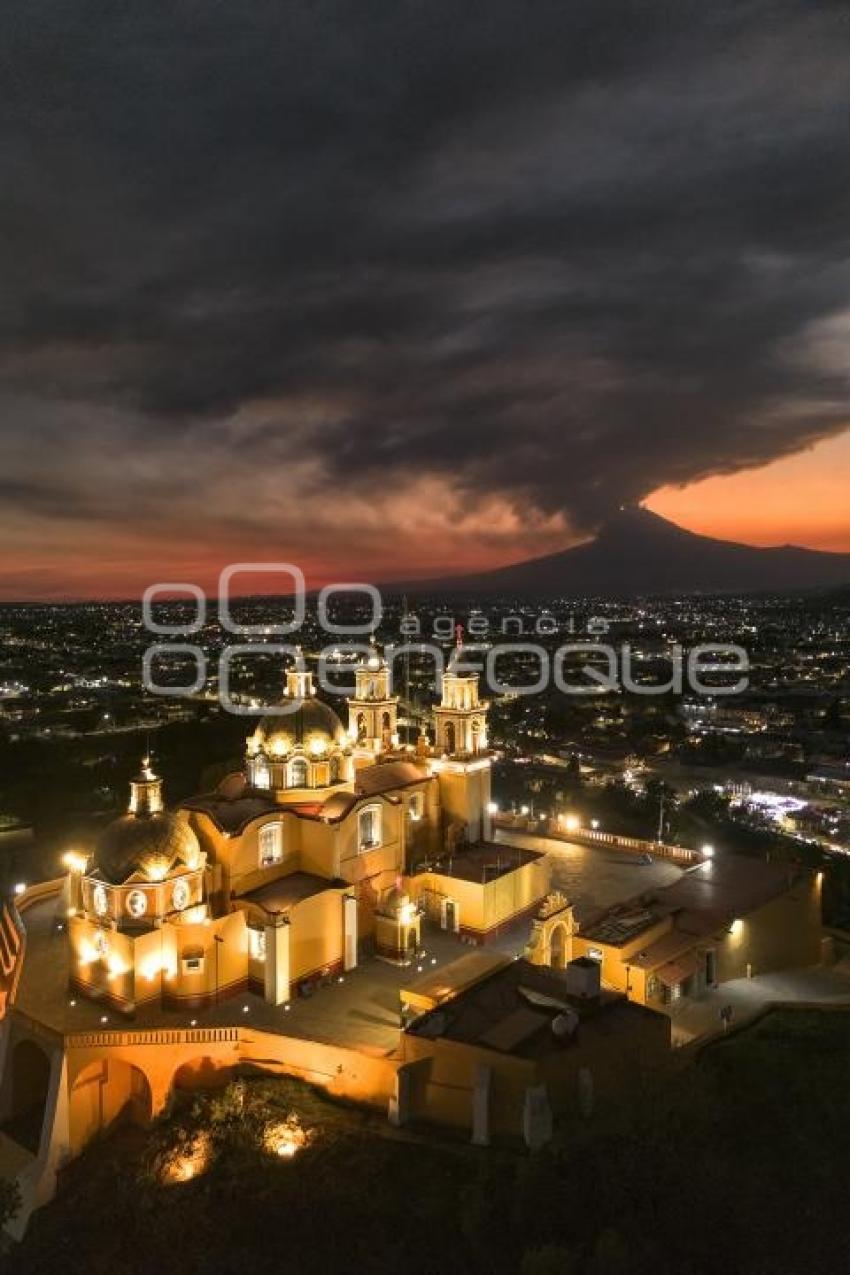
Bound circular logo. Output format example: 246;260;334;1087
172;879;191;912
93;884;109;917
126;889;148;919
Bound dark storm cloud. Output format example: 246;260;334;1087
1;0;850;535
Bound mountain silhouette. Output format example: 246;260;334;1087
392;507;850;596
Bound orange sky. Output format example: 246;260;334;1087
647;429;850;552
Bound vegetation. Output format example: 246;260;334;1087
9;1010;850;1274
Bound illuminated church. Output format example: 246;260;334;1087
67;644;548;1014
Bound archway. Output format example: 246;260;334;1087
445;722;456;755
69;1059;153;1154
550;925;568;970
356;712;366;742
6;1039;51;1154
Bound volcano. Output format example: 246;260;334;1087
392;508;850;597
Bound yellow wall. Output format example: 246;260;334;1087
288;889;346;983
571;873;822;1004
410;858;549;940
714;873;822;984
411;871;485;931
572;917;672;995
69;910;251;1012
437;765;491;843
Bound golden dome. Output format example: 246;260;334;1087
250;699;348;758
94;811;201;885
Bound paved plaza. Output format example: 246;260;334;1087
14;894;531;1053
494;828;684;921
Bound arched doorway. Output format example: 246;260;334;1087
444;722;456;755
7;1039;52;1154
550;925;568;970
356;712;366;742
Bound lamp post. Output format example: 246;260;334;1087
214;933;225;1006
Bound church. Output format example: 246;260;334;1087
66;642;550;1015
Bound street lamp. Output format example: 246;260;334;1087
214;934;225;1005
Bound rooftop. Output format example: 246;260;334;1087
240;871;348;914
580;854;805;947
355;761;428;797
406;958;660;1059
180;792;277;834
414;840;545;885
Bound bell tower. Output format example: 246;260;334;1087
433;671;488;758
347;636;399;757
431;651;492;844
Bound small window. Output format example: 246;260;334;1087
329;754;342;784
254;758;270;789
587;947;603;964
181;952;205;974
258;822;283;867
358;805;381;851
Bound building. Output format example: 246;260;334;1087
0;647;561;1234
63;646;548;1015
527;854;823;1007
396;953;670;1143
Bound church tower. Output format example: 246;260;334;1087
433;669;489;758
432;658;492;844
347;636;399;758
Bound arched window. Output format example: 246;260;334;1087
408;791;424;822
254;757;270;789
258;822;283;867
289;757;308;788
356;712;367;742
445;721;456;754
471;718;481;752
358;804;382;852
329;754;342;784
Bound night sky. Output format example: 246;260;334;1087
1;1;849;598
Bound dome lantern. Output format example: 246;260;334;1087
129;755;163;817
